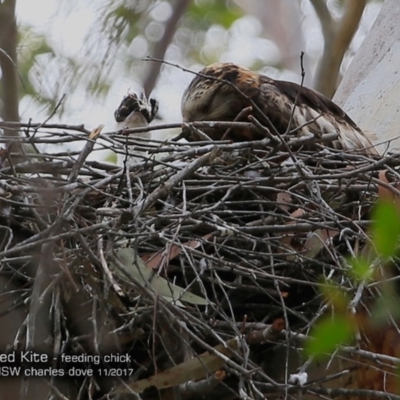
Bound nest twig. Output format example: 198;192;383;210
0;120;400;399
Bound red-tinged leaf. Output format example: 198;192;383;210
142;233;213;270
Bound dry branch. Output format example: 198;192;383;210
0;120;399;399
311;0;367;98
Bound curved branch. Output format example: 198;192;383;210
309;0;335;46
142;0;190;97
313;0;367;98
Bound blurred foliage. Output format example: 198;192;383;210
307;315;353;359
306;199;400;360
17;28;72;114
1;0;383;121
11;0;246;118
16;27;54;99
371;200;400;258
103;2;146;43
186;0;242;30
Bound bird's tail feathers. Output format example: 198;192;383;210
338;126;379;156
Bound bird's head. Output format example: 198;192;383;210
181;62;259;123
114;93;158;128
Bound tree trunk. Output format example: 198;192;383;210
333;0;400;155
0;0;24;165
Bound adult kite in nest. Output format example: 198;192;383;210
181;62;378;155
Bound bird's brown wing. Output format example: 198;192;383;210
257;78;378;154
274;80;360;128
258;78;347;132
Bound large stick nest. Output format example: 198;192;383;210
1;121;400;399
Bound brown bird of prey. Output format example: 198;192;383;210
181;62;378;155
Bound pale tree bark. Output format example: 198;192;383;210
235;0;312;86
311;0;366;98
333;0;400;155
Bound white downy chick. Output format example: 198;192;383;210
114;93;158;166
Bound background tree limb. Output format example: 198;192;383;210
0;0;24;164
311;0;367;98
143;0;191;97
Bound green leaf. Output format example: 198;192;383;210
105;151;117;164
187;0;243;29
348;256;373;282
319;279;349;312
112;247;211;306
371;200;400;258
305;315;353;359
